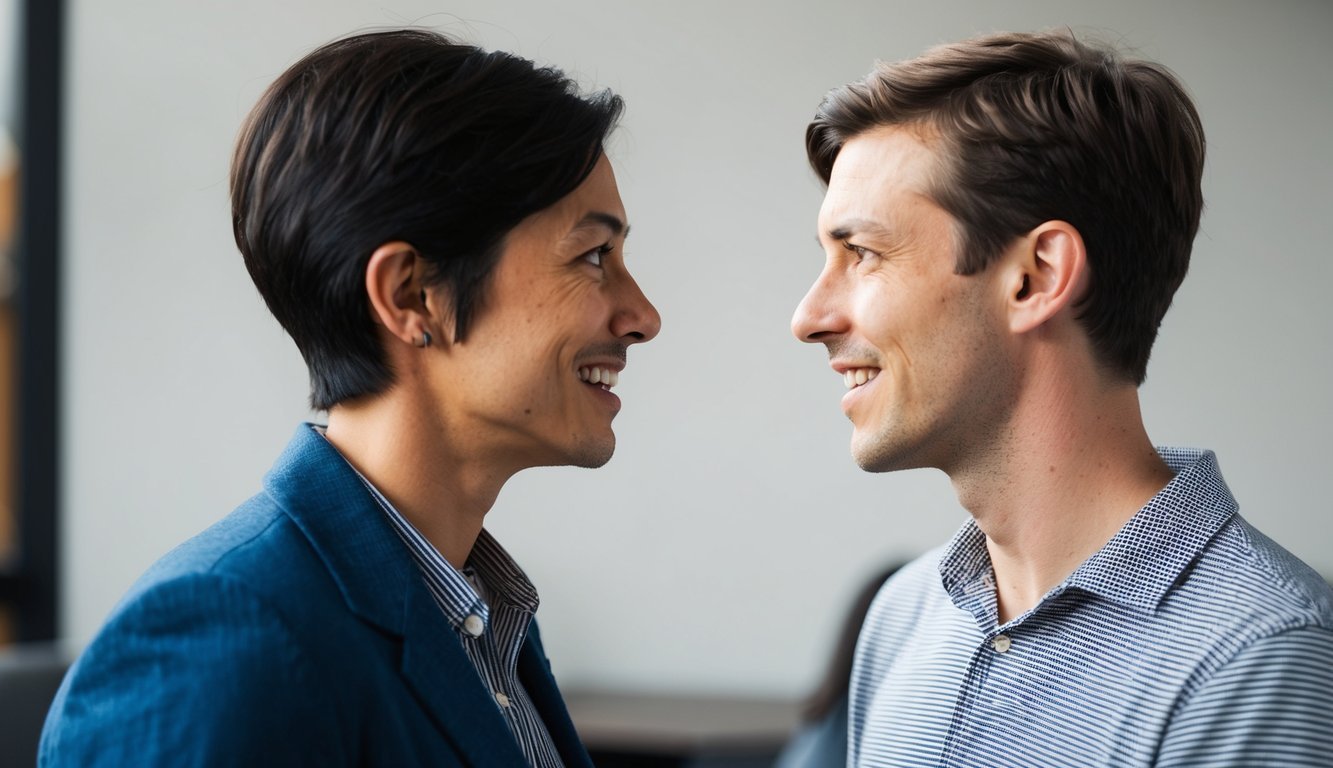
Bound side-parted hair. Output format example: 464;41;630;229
231;30;624;410
806;30;1205;384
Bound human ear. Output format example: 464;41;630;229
1004;221;1089;335
364;242;436;348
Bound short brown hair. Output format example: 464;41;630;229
807;30;1205;384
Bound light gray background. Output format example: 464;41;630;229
62;0;1332;697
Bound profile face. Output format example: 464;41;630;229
429;155;660;471
791;126;1012;473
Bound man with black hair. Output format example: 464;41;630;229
42;29;659;767
793;29;1333;766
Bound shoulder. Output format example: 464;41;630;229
41;566;348;766
861;547;950;635
854;546;952;675
1210;516;1332;620
1176;514;1333;638
40;496;356;766
80;487;363;668
1159;514;1333;734
114;491;350;628
1153;449;1331;631
133;492;309;586
1158;624;1333;766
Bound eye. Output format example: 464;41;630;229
582;244;613;268
842;241;877;263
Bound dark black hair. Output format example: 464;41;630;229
231;29;624;409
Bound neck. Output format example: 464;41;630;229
950;367;1174;624
322;388;514;570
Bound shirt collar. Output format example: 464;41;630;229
313;427;540;634
468;530;540;613
1067;448;1237;611
939;448;1238;617
368;480;541;634
939;520;993;599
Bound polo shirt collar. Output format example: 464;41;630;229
1067;448;1237;611
939;448;1238;620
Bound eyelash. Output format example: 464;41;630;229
842;241;876;262
583;243;614;268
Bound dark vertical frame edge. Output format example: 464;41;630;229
13;0;64;642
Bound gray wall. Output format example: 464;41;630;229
63;0;1333;696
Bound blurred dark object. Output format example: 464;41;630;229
0;642;69;767
568;689;800;768
774;563;904;768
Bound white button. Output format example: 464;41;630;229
495;691;511;708
462;615;484;637
992;634;1012;653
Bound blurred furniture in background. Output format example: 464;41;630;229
567;689;800;768
0;642;69;767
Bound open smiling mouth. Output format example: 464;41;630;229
577;366;620;390
842;368;879;389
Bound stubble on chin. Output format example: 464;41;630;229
569;434;616;469
850;426;904;473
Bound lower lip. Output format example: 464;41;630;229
584;381;622;413
840;375;876;414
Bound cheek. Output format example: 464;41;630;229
528;286;609;360
851;281;906;350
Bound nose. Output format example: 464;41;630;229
791;263;847;343
611;271;662;344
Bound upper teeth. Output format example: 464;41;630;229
843;368;878;389
579;366;619;387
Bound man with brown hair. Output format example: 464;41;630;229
792;30;1333;766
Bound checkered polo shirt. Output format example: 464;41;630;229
850;448;1333;767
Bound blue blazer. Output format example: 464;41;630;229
41;425;594;767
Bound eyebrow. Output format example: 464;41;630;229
826;218;894;243
575;211;631;240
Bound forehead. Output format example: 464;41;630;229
819;126;940;229
533;154;627;236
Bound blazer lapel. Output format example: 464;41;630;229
262;424;407;633
399;578;529;767
518;622;595;768
264;424;527;766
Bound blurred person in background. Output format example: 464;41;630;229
774;564;901;768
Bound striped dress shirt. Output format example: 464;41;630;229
356;478;565;768
850;448;1333;767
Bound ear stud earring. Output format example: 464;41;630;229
415;331;432;348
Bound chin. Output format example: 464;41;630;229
567;434;616;469
852;450;896;474
850;429;912;474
